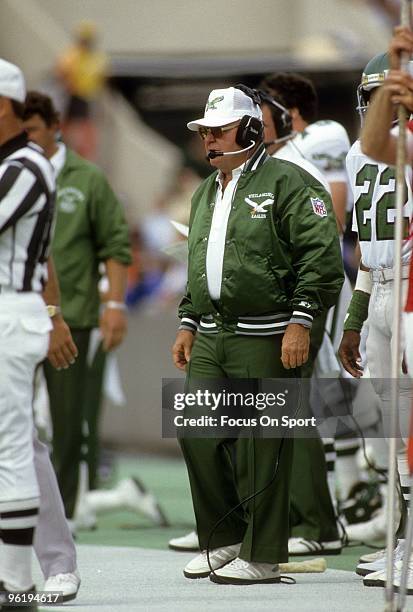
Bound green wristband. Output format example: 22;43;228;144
343;290;370;333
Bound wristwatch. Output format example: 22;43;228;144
47;305;61;318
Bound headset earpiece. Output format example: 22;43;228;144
232;84;264;148
256;89;293;140
235;115;263;148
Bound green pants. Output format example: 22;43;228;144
44;328;106;518
180;330;297;564
83;341;106;490
236;314;338;543
290;312;338;542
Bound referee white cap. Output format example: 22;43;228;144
0;59;26;103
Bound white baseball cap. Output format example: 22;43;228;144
187;86;262;131
0;59;26;103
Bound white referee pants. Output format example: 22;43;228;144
366;279;412;446
0;293;51;506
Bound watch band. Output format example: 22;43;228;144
105;300;127;311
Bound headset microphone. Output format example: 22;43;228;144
263;133;295;148
207;140;256;160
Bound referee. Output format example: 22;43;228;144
0;59;55;610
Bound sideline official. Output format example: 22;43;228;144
0;59;55;609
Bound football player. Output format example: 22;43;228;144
339;47;413;586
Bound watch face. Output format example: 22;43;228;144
47;305;60;318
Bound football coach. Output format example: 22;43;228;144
172;85;343;585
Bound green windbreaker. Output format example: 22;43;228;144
179;145;344;335
52;148;131;328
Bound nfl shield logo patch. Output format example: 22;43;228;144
310;197;327;218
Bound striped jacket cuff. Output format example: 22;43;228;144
178;316;199;334
289;309;313;329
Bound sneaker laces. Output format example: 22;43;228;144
225;558;249;570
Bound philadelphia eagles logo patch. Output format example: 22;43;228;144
245;193;274;219
310;197;327;218
206;96;224;111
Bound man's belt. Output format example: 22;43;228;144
369;264;411;284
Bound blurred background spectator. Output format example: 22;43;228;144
55;20;107;160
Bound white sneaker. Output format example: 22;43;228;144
393;559;413;595
356;540;404;577
288;537;342;556
363;559;405;588
83;478;169;527
210;558;281;584
345;490;400;544
183;543;241;579
358;548;385;564
169;530;200;551
116;478;169;526
345;510;391;543
44;570;81;602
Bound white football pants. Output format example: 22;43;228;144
0;293;51;505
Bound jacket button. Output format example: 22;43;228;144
201;273;206;278
203;237;208;241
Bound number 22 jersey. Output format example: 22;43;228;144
346;139;413;270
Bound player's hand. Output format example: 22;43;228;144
100;307;127;351
281;323;310;370
338;330;363;378
385;70;413;111
389;26;413;70
48;315;78;369
172;330;194;371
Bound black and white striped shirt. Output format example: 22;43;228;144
0;133;55;292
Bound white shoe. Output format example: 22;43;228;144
82;478;169;527
169;530;200;551
358;548;385;564
345;507;399;543
183;543;241;579
44;570;81;602
356;540;404;576
210;558;281;584
115;478;169;526
363;559;406;589
288;537;342;556
345;486;400;544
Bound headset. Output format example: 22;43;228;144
257;89;293;146
207;84;264;160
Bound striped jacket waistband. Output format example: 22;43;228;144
199;313;291;335
179;309;313;335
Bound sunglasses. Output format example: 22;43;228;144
198;121;240;140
